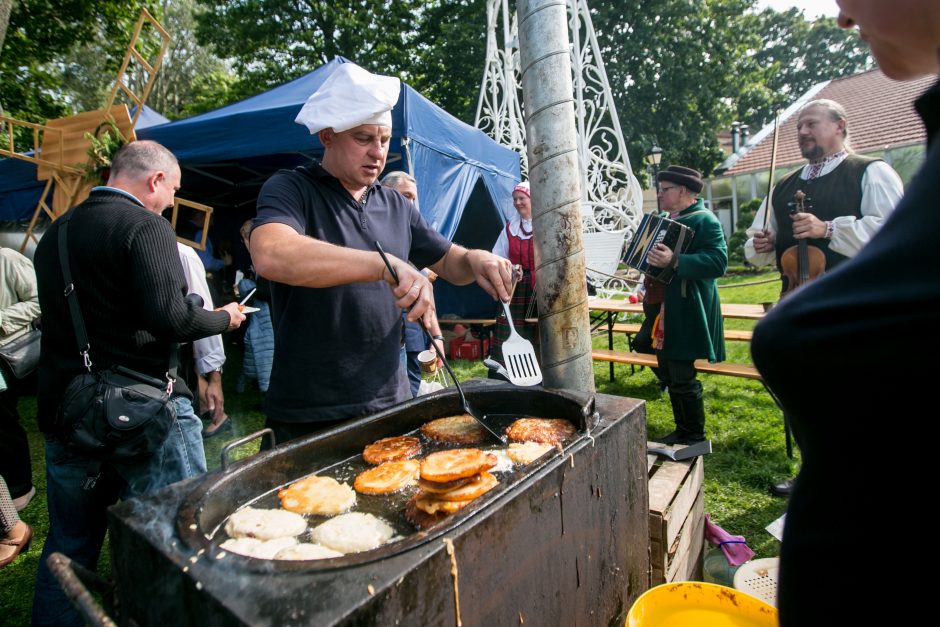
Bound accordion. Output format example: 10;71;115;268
623;213;695;284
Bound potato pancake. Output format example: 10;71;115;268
505;418;576;445
278;475;356;515
362;436;422;465
420;449;497;483
420;415;487;445
353;459;420;495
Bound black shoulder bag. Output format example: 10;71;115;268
54;213;178;488
0;323;41;379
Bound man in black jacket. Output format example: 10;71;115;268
30;141;244;627
752;1;939;624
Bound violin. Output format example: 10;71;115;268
780;190;826;296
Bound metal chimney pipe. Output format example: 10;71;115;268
731;121;741;154
517;0;595;393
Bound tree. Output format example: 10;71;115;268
408;0;487;124
194;0;426;102
148;0;233;119
53;1;233;121
736;8;873;129
0;0;13;64
590;0;763;177
0;1;142;123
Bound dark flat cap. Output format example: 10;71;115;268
658;165;703;194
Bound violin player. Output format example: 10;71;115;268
743;98;903;497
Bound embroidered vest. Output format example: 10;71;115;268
772;154;879;270
506;223;536;289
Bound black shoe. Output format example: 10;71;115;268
769;478;795;497
654;430;687;445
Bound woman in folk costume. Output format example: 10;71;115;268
491;181;539;363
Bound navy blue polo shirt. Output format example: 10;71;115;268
254;162;451;424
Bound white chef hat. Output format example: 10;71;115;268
294;63;401;135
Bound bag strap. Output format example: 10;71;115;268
57;213;92;371
56;211;178;392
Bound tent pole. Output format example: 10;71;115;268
517;0;594;394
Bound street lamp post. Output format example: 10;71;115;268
645;144;663;211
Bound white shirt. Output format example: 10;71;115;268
177;243;225;374
744;156;903;266
492;215;534;260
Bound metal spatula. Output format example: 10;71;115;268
374;241;506;444
499;285;542;387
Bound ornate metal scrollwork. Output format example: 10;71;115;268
475;0;643;286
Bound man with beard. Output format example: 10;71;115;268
744;98;903;496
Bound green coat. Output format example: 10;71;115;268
660;199;727;363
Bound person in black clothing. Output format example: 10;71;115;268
752;1;940;623
30;140;245;627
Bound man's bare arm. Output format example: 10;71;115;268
250;222;436;320
430;244;514;302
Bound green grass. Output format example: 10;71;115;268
0;270;791;622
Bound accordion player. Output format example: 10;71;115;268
623;213;695;284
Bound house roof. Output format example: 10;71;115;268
718;68;934;176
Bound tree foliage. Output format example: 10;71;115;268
736;8;873;130
590;0;761;177
194;0;425;102
0;1;143;122
408;0;487;124
0;0;878;180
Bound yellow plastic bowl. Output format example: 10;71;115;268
627;582;778;627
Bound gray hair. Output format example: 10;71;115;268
800;99;851;148
380;170;416;189
109;140;178;180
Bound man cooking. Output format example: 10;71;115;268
250;62;513;444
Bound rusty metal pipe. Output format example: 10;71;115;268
47;552;119;627
517;0;595;393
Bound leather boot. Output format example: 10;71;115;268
654;395;688;444
677;395;707;444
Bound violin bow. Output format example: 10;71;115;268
762;110;782;232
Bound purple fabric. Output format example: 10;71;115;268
704;513;755;567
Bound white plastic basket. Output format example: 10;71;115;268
733;557;780;608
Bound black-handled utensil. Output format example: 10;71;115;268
375;241;506;444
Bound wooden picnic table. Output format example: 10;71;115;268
588;297;767;383
589;296;793;458
588;298;768;321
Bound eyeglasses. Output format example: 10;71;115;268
658;185;679;194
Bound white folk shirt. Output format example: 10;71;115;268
177;243;225;374
744;155;904;267
492;215;534;260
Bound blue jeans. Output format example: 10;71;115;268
31;397;206;627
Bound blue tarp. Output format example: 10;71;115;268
0;58;521;315
137;57;520;243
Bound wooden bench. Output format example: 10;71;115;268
593;349;794;456
611;323;753;342
591;349;763;381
